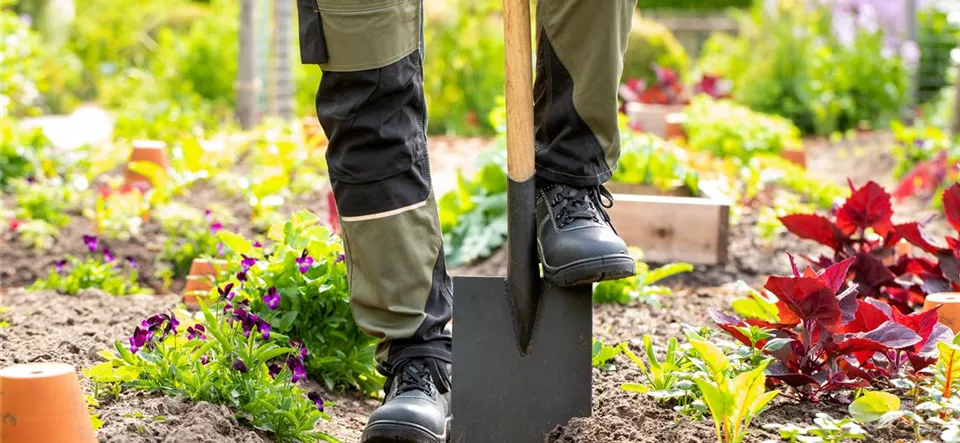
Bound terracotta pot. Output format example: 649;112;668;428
924;292;960;333
124;140;168;188
664;112;687;141
183;259;227;309
780;149;807;168
626;102;685;137
0;362;97;443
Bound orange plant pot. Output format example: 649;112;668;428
664;112;687;142
124;140;169;188
183;259;227;309
924;292;960;333
0;362;97;443
780;149;807;168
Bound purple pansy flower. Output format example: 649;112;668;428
129;326;151;353
217;243;224;256
186;324;207;340
268;363;282;378
296;249;314;274
126;256;137;268
253;241;263;248
82;235;99;253
232;359;249;373
240;255;257;271
258;321;271;340
200;355;209;365
263;287;279;310
236;271;247;283
218;283;235;301
55;259;67;275
307;392;325;412
204;209;213;222
335;253;345;264
102;248;115;263
286;356;307;383
289;338;308;360
209;221;223;234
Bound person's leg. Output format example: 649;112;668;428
534;0;637;287
297;1;451;442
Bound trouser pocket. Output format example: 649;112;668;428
296;0;329;64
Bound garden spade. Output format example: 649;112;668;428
449;0;593;441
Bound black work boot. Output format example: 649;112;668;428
536;181;635;287
362;357;451;443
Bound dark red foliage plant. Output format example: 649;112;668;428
711;253;952;401
778;180;959;313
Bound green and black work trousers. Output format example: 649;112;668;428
297;0;635;374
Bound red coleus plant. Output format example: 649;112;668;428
779;180;957;313
894;183;960;290
892;151;958;203
711;254;946;401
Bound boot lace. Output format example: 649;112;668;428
387;357;451;397
549;184;614;228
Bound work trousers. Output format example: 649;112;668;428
297;0;634;372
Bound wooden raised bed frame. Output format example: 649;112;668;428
605;181;731;265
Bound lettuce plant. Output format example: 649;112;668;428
593;249;692;306
611;131;701;195
438;149;508;266
591;338;625;371
694;360;779;443
711;254;945;400
88;298;337;443
764;413;866;443
218;210;380;394
683;96;802;161
10;177;80;228
30;235;146;296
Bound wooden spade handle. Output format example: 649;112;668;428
503;0;535;182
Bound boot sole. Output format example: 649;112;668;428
361;418;450;443
541;252;636;287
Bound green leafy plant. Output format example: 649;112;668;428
612;131;701;194
8;218;60;250
764;413;867;443
622;16;690;85
30;235;146;296
592;338;626;371
439;149;508;266
9;177;81;228
622;335;688;399
694;358;779;443
697;0;907;135
218;210;381;394
89;298;337;443
154;204;226;283
423;0;504;136
593;249;692;306
684;96;802;161
751;155;849;209
92;187;147;241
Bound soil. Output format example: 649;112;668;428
0;133;951;442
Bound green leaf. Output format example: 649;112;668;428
690;339;730;377
849;391;901;423
218;231;253;256
643;262;693;285
621;383;651;393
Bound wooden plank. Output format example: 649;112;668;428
607;183;730;265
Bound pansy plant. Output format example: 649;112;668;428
30;236;146;296
89;291;336;443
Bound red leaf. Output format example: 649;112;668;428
708;310;780;348
944;183;960;232
836;181;893;235
895;222;948;255
851;252;896;292
819;256;856;293
764;276;842;331
894;308;941;352
779;214;844;252
839;299;893;334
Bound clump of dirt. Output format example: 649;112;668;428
96;393;271;443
